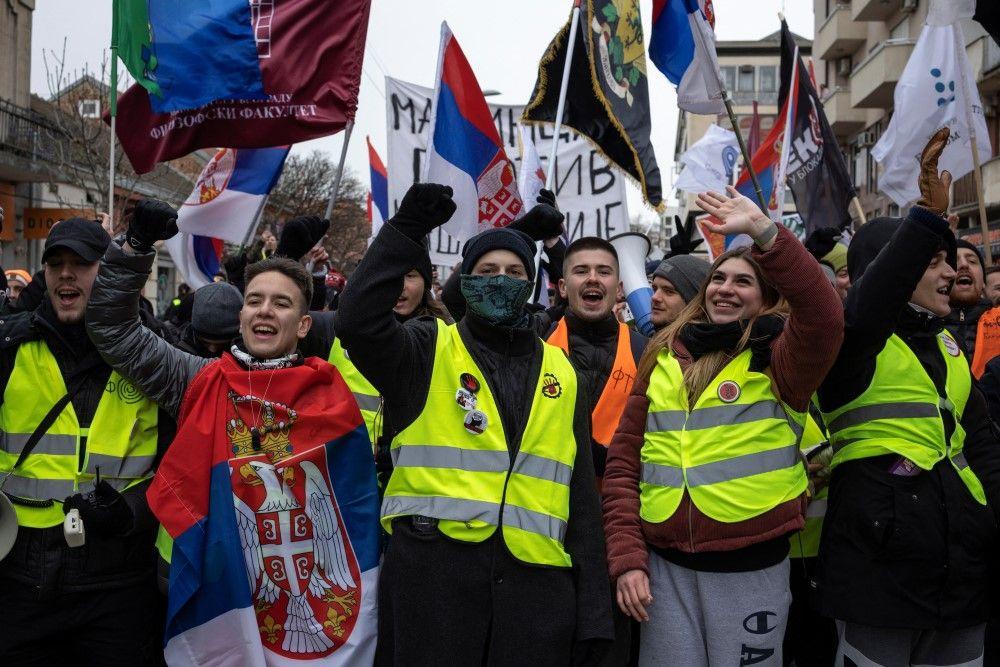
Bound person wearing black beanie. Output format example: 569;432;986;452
336;183;614;665
814;128;1000;665
944;237;990;359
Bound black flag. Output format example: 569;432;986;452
976;0;1000;47
778;21;856;234
522;1;662;208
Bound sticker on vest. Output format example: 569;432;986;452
460;373;480;394
717;380;741;403
464;409;488;435
940;334;961;357
456;388;477;411
106;376;145;404
541;373;562;399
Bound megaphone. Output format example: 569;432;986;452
609;232;655;336
0;491;18;561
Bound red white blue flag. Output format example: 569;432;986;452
366;137;388;239
149;355;379;665
423;23;522;241
163;233;224;289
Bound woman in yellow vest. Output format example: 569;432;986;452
337;183;614;665
815;128;1000;666
603;186;844;665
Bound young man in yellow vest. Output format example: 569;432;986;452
0;213;168;663
337;183;614;665
816;128;1000;666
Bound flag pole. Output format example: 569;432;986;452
544;0;582;190
108;43;119;225
850;196;867;227
324;120;355;221
954;23;993;266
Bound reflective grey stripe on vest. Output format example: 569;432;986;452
952;451;970;471
0;433;76;457
0;473;75;501
352;392;381;413
647;400;798;435
85;454;156;479
502;503;567;542
686;444;801;487
391;445;572;486
806;497;827;519
641;461;684;488
827;402;941;434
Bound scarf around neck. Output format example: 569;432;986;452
229;344;299;370
678;314;785;361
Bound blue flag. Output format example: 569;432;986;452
145;0;266;113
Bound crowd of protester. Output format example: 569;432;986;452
2;129;1000;666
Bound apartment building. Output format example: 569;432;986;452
814;0;1000;240
673;30;812;230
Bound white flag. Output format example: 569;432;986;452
926;0;974;26
517;125;546;205
872;22;991;206
674;124;739;195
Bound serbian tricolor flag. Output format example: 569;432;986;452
366;138;388;240
649;0;725;115
149;355;380;665
423;22;522;241
163;233;224;289
177;146;290;244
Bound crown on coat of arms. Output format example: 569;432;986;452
226;391;298;463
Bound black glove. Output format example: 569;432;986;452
390;183;456;241
667;215;703;257
63;480;134;537
804;227;843;258
509;189;564;242
126;199;178;253
276;216;329;261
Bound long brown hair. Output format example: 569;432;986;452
637;246;786;407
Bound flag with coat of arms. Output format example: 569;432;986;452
423;22;523;242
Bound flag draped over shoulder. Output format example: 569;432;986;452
872;19;992;206
423;23;523;241
113;0;266;113
112;0;372;174
149;355;380;666
649;0;725;115
176;147;289;244
777;22;855;234
523;0;663;208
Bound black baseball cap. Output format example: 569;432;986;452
42;218;111;264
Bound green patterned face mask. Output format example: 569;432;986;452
460;274;533;326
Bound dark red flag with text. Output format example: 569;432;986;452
112;0;372;174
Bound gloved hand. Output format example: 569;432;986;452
916;126;953;216
276;216;329;262
667;215;704;257
63;480;134;537
389;183;456;241
804;226;843;257
126;199;178;253
509;189;564;242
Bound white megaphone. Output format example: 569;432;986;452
0;491;18;561
609;232;655;336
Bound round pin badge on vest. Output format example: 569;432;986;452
456;388;477;411
63;508;85;548
464;409;488;435
460;373;480;394
940;334;961;357
717;380;741;403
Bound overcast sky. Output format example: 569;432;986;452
31;0;814;224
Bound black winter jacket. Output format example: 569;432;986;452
337;221;614;663
0;299;172;593
945;298;992;360
815;207;1000;629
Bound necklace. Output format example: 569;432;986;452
247;365;278;452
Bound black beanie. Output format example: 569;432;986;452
956;238;985;270
413;242;434;289
848;214;957;282
460;228;537;280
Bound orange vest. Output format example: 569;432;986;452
972;306;1000;379
547;318;637;447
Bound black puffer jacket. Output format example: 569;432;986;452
945;298;992;359
816;207;1000;629
0;299;172;592
337;220;614;664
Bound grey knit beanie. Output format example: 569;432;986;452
191;282;243;340
652;255;711;304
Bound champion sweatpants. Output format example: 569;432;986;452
639;551;791;666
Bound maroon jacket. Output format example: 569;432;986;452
601;225;844;578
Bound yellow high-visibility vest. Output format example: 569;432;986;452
328;337;381;445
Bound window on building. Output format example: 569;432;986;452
78;99;101;118
721;66;736;92
737;65;755;92
853;146;868;190
759;66;777;93
889;19;909;41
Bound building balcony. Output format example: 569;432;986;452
852;0;902;22
952;157;1000;214
816;4;867;60
850;39;915;108
0;98;62;163
821;87;867;138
